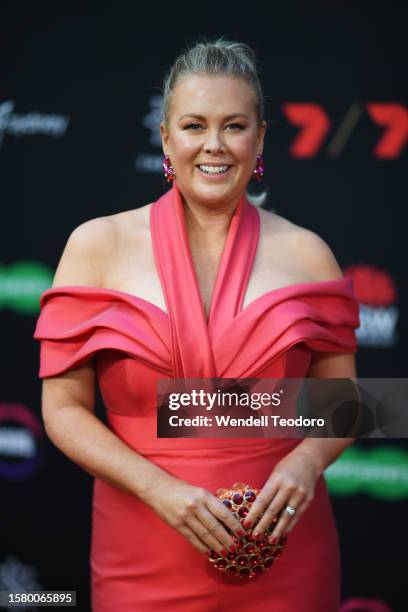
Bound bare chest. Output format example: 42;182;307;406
103;207;312;318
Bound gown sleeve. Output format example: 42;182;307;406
290;288;360;355
32;287;171;378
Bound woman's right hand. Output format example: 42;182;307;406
143;473;246;557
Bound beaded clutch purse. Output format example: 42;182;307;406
208;482;287;579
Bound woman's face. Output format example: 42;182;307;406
160;74;267;208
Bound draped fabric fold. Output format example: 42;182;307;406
33;278;359;379
33;287;172;377
33;180;359;380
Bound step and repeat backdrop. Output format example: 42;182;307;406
2;3;407;612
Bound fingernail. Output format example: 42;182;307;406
229;544;236;552
237;530;245;537
253;531;261;540
244;520;252;529
269;536;278;544
221;548;228;556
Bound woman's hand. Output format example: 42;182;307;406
143;473;246;557
242;449;323;542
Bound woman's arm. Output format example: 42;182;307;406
242;229;360;540
291;351;358;475
42;216;175;501
42;367;172;500
242;359;359;541
41;218;244;557
286;229;360;475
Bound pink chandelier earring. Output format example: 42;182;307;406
253;154;264;181
163;154;175;183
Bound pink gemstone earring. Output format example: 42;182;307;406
163;154;175;183
253;154;264;181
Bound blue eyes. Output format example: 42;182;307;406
182;123;245;131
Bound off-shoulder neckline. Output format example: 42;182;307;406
40;277;354;321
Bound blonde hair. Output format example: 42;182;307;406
161;36;268;207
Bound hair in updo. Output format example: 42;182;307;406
161;37;264;126
160;36;268;207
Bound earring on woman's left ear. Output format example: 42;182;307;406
253;154;265;182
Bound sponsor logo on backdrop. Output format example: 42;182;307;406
283;102;408;158
134;97;408;164
134;95;163;174
325;445;408;500
344;264;398;347
0;100;70;148
0;261;53;314
0;403;44;480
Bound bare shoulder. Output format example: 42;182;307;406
258;207;344;282
109;201;152;226
52;203;152;289
51;216;115;288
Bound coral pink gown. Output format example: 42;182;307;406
33;181;359;611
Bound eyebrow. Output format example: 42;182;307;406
178;113;249;121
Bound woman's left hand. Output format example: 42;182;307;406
242;449;323;542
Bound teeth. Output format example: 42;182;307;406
199;165;229;174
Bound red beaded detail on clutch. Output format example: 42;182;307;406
208;482;287;579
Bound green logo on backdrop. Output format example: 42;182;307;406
0;261;53;313
326;446;408;500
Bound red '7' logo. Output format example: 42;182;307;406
282;103;408;159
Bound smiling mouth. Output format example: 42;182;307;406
197;164;232;175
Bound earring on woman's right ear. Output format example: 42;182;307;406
163;155;175;183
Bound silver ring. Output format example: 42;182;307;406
285;505;296;516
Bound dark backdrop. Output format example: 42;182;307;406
1;2;407;611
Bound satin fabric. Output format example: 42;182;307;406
33;180;360;611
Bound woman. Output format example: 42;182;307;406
33;38;359;611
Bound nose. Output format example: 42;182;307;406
203;128;225;154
